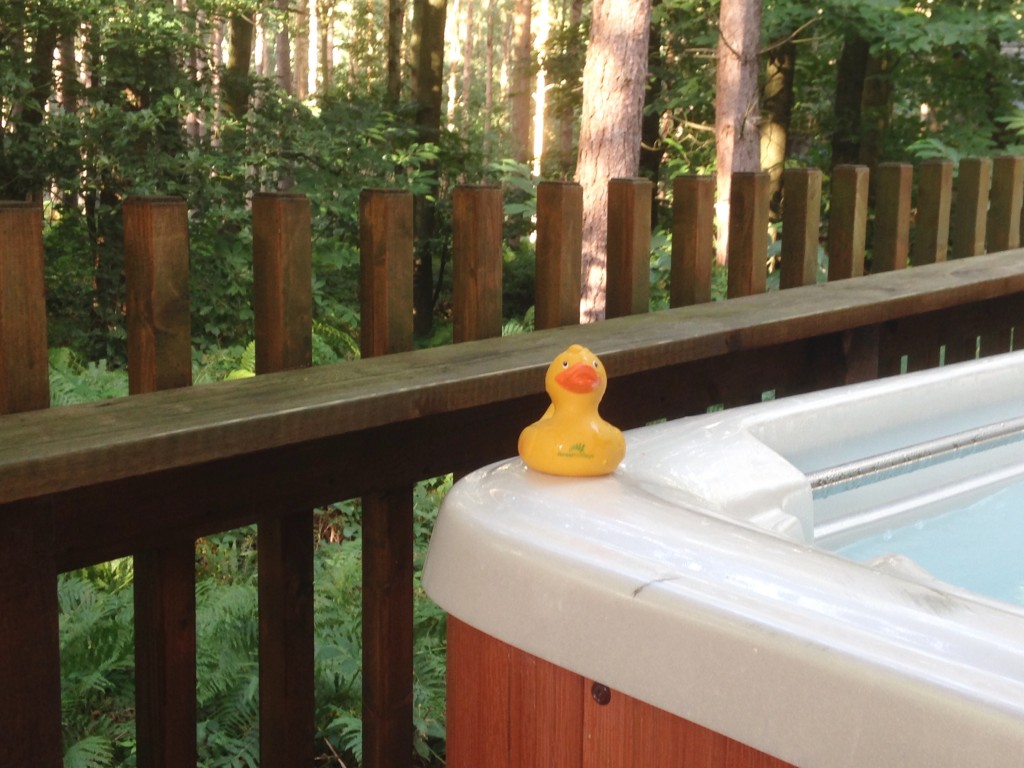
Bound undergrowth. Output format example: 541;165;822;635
52;350;448;768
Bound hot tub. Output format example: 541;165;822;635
423;350;1024;768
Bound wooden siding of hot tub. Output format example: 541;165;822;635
447;618;794;768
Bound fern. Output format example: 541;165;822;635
49;348;128;406
64;735;114;768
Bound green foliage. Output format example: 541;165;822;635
49;348;129;406
56;476;450;768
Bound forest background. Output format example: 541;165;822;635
2;0;1024;766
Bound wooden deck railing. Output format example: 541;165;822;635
1;155;1023;767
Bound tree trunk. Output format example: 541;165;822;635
715;0;762;264
549;0;583;176
760;40;795;215
319;1;333;93
294;0;310;98
460;0;474;133
408;0;448;337
640;0;664;226
275;0;293;94
857;51;893;170
576;0;652;323
509;0;533;164
225;13;256;118
831;33;869;168
387;0;406;102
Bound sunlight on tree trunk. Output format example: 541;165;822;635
388;0;406;102
275;1;293;96
715;0;761;265
408;0;448;337
760;40;795;212
576;0;652;323
225;14;255;118
532;0;550;175
294;0;309;99
509;0;533;164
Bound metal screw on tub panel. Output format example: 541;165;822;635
591;682;612;705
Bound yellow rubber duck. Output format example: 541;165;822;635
518;344;626;476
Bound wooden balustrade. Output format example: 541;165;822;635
1;157;1023;767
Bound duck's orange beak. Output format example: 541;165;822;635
555;362;601;393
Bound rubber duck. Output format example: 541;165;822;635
518;344;626;476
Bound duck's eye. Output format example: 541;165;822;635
593;360;600;369
561;360;569;368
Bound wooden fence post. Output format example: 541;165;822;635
124;196;198;768
828;165;869;280
779;168;822;289
606;177;653;318
534;181;583;329
872;163;913;273
125;197;193;394
727;172;770;298
359;190;415;768
912;160;953;265
987;154;1024;253
0;201;62;768
671;175;715;306
252;193;316;768
951;157;991;260
453;185;504;342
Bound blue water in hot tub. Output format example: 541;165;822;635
835;480;1024;607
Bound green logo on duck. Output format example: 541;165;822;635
558;442;594;459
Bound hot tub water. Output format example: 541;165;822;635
833;478;1024;607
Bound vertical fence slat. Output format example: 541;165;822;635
360;190;414;353
726;172;770;298
980;157;1019;356
0;202;61;768
534;181;583;329
872;163;913;273
671;175;715;307
359;190;416;768
125;197;192;394
251;193;316;768
779;168;822;289
828;165;869;280
254;193;314;374
124;197;198;768
951;157;991;260
453;184;504;343
0;202;50;411
606;177;653;318
987;154;1024;253
912;160;953;265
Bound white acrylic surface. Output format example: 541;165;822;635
422;351;1024;768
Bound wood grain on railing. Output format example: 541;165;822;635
873;163;913;273
535;181;583;329
359;189;416;768
124;196;198;768
0;201;61;768
989;154;1024;253
252;193;316;768
453;184;504;343
952;157;992;261
912;160;953;265
670;175;714;307
726;172;770;298
779;168;822;289
829;164;869;280
606;177;653;318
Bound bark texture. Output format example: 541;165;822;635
576;0;652;323
715;0;762;264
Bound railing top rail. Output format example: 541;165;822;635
1;249;1023;509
